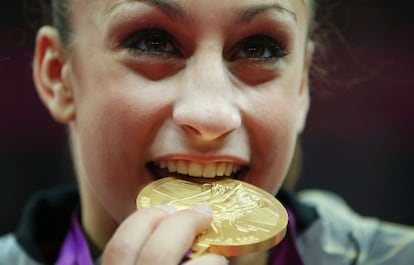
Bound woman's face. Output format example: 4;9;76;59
64;0;312;225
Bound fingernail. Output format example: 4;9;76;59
192;204;212;217
156;204;176;214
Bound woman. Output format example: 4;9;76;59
1;0;413;264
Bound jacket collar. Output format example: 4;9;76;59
16;185;79;264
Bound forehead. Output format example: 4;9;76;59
72;0;310;22
100;0;308;9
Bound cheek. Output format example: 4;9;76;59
254;103;297;163
244;90;300;194
73;87;167;219
70;52;172;168
76;97;143;207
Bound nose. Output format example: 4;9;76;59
173;52;241;141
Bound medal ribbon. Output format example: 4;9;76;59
56;212;94;265
269;208;304;265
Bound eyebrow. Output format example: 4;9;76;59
238;4;297;23
109;0;187;20
109;0;297;23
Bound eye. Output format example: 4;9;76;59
122;29;181;56
230;35;288;61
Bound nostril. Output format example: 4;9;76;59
175;112;241;141
180;123;231;141
181;124;202;136
173;99;241;141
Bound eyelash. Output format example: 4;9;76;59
229;35;288;61
122;28;288;61
122;28;182;57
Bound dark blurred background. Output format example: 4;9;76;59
1;0;413;235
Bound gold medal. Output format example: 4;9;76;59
136;177;288;257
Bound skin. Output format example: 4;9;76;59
33;0;313;264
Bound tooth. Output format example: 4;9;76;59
203;163;217;178
162;160;241;178
167;161;177;172
159;161;167;169
225;163;233;176
188;162;203;177
177;160;188;175
216;162;226;176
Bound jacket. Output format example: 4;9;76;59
1;186;413;264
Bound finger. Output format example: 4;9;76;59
183;254;228;265
137;204;212;265
102;206;176;265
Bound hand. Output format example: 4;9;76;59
101;204;228;265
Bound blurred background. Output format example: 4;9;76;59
1;0;413;235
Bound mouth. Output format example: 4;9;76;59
147;160;248;180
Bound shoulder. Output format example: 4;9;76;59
0;234;41;265
296;190;414;265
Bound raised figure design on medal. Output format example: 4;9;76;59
137;177;288;256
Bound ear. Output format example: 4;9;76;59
296;41;314;133
33;26;75;123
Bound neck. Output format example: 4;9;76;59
79;182;117;251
